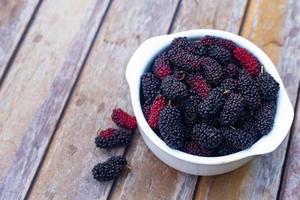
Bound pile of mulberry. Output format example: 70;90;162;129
92;107;137;182
140;36;279;156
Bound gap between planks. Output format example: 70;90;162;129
25;0;114;199
0;0;43;88
278;81;300;199
0;0;111;199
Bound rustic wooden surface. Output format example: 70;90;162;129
0;0;110;199
0;0;299;199
0;0;41;82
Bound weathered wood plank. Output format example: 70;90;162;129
110;1;248;200
278;0;300;198
280;91;300;199
0;0;110;199
26;1;180;199
0;0;40;82
194;0;300;199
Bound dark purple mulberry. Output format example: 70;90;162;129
194;42;207;56
92;156;127;182
220;93;244;125
256;71;279;101
200;57;223;85
220;127;255;150
198;88;226;118
192;123;222;148
254;101;277;135
219;78;238;93
170;37;197;54
217;144;239;156
168;48;202;71
161;75;188;101
184;142;213;156
208;45;231;64
141;72;160;101
238;71;261;110
158;107;185;150
224;63;239;78
180;95;201;127
200;35;237;51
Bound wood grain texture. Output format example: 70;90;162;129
26;1;180;199
0;0;40;81
110;1;248;200
0;0;110;199
280;93;300;200
194;0;300;199
278;0;300;199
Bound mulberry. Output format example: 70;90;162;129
180;95;201;127
95;128;132;148
158;107;185;150
221;127;255;150
238;71;261;110
201;35;237;51
170;37;197;54
257;71;279;101
153;53;172;80
220;93;244;125
224;63;239;78
148;95;167;129
142;104;151;121
254;101;277;135
219;78;238;93
198;88;226;118
168;48;202;71
200;57;223;85
186;73;211;99
184;142;213;156
112;108;137;129
217;144;239;156
92;156;127;182
192;123;222;148
194;42;207;56
161;75;188;101
241;119;261;142
233;47;260;77
141;72;160;101
208;45;231;64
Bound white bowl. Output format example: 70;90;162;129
125;29;294;176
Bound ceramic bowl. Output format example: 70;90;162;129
125;29;294;176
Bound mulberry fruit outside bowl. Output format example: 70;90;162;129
125;29;294;176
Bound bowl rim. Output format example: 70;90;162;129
126;29;294;165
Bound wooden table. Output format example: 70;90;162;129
0;0;299;199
